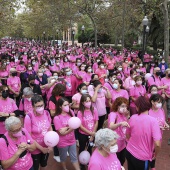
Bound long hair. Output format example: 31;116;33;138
79;94;94;117
56;97;73;117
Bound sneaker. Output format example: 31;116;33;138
53;156;61;162
67;152;69;156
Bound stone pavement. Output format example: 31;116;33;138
47;130;170;170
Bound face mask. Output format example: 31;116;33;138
13;131;22;138
81;67;85;71
62;105;69;113
133;75;137;79
156;103;162;109
98;88;102;93
81;89;88;94
7;61;10;65
56;62;60;65
105;78;109;82
84;102;91;109
139;64;143;67
32;61;36;65
151;63;155;66
162;61;165;64
28;67;32;71
110;144;118;154
66;71;72;76
64;59;68;62
38;73;43;77
118;68;122;71
117;76;121;79
156;72;160;76
26;97;31;102
12;72;17;77
54;76;58;79
36;106;44;114
125;60;128;63
151;91;157;95
77;62;81;66
119;107;127;114
100;66;104;69
45;63;48;66
113;83;118;89
88;69;92;73
136;81;142;85
2;91;9;99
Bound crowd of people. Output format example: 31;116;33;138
0;39;169;170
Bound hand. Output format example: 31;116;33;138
164;85;168;89
47;147;53;153
16;146;27;156
152;152;156;160
102;86;109;91
15;92;19;96
18;142;28;149
60;127;69;134
120;122;130;127
95;84;102;91
159;126;165;130
41;147;49;154
90;132;95;137
89;136;94;142
164;123;170;130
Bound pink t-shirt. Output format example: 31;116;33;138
108;112;128;152
89;89;107;116
7;76;21;93
111;89;129;103
149;108;165;128
19;98;33;114
0;70;9;78
53;113;76;148
77;108;99;135
0;128;33;170
126;114;162;161
129;85;146;107
124;77;135;90
72;93;82;114
0;98;18;134
88;149;121;170
147;76;162;87
95;68;107;85
161;77;170;95
24;110;52;154
83;73;92;84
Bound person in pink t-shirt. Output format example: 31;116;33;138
24;95;52;170
84;65;93;85
147;85;158;99
129;75;146;115
108;97;130;165
16;61;26;74
19;87;34;115
89;80;111;130
7;68;21;99
124;69;136;91
0;117;36;170
126;96;162;170
77;94;98;169
111;79;129;105
53;97;80;170
0;85;18;136
161;69;170;123
88;128;122;170
95;62;107;85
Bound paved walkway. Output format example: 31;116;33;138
47;130;170;170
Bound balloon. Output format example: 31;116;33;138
145;73;152;80
79;151;91;165
44;131;59;147
68;117;81;129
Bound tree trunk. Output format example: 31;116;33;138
162;0;169;62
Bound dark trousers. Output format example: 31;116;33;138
150;159;156;168
116;148;126;166
126;149;150;170
97;114;106;130
78;132;93;155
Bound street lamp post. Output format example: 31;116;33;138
43;31;45;43
142;16;149;61
81;25;85;47
72;30;75;46
56;29;59;46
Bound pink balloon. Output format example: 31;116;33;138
79;151;91;165
44;131;59;147
68;117;81;129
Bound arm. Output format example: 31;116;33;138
109;122;122;130
50;109;56;117
91;84;101;102
154;140;161;159
26;141;36;152
71;100;79;109
79;125;94;136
